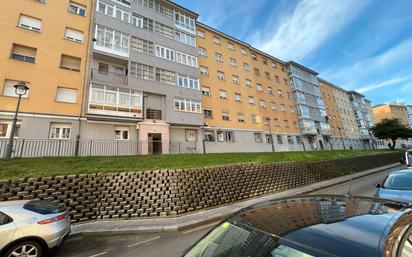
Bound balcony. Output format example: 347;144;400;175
320;128;332;136
146;109;162;120
91;69;128;85
301;127;318;135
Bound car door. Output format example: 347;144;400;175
0;211;17;249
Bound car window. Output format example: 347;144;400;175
23;200;66;215
0;211;12;225
383;175;412;190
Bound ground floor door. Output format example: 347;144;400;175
148;133;162;155
319;140;325;151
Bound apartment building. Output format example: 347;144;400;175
287;62;331;151
0;0;92;140
349;91;375;148
407;105;412;128
82;0;202;154
372;103;410;127
196;23;303;153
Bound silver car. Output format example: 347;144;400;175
0;200;71;257
376;169;412;204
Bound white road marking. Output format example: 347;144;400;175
87;252;108;257
127;236;161;248
182;221;221;234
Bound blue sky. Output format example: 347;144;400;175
174;0;412;106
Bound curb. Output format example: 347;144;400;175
71;163;401;235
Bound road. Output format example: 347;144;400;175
51;167;395;257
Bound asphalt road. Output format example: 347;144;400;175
51;167;396;257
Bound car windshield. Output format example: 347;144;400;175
183;222;317;257
383;174;412;190
23;200;66;215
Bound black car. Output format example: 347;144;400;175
182;195;412;257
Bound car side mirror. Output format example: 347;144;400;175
375;183;381;188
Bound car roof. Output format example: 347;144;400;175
389;169;412;175
232;195;411;257
0;200;30;208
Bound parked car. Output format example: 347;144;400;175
182;195;412;257
376;169;412;204
0;200;71;257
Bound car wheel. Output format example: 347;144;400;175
4;241;43;257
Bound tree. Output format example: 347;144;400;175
371;119;412;150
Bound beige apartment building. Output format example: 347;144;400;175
372;103;410;127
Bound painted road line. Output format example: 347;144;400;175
182;221;221;234
127;236;161;248
87;252;108;257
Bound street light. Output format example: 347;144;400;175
201;123;208;154
337;127;346;150
3;83;29;160
265;117;275;152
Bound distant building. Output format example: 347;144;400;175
372;103;410;127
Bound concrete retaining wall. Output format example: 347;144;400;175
0;152;401;223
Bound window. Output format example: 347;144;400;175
290;106;295;113
0;212;12;225
296;136;302;144
217;130;234;142
176;52;198;67
56;87;77;103
155;22;174;39
265;72;271;80
280;104;286;112
198;47;207;56
202;87;211;96
156;68;176;85
217;71;225;80
175;11;195;33
95;25;129;56
174;98;201;113
0;121;20;138
229;58;237;67
177;74;199;90
215;53;223;62
137;0;152;9
272;62;277;69
97;1;129;22
200;66;209;76
237;113;245;123
256;83;263;91
155;45;175;61
115;127;129;140
271;102;276;110
268;87;273;95
213;36;221;45
251;114;258;124
185;130;196;142
131;37;154;55
18;15;42;32
68;2;86;16
221;111;230;121
265;134;272;144
251;54;257;61
259;100;266;108
277;135;283;144
232;75;239;85
240;48;247;55
234;93;242;102
254;68;260;76
2;80;29;98
277;89;283;97
287;135;294;144
219;90;227;99
132;14;143;28
248;96;255;105
204;109;212;119
197;30;205;38
50;123;71;139
113;0;131;7
274;118;279;126
254;133;262;143
262;58;267;65
130;62;154;80
284;120;289;128
284;78;288;85
11;44;36;63
243;63;250;71
275;75;280;83
60;55;81;71
65;28;84;43
175;31;196;47
245;79;252;88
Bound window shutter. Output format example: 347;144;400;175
3;80;29;98
19;15;41;30
65;28;84;43
56;87;77;103
60;55;81;71
12;45;36;58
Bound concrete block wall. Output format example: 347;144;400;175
0;152;401;223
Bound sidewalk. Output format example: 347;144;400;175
71;163;400;235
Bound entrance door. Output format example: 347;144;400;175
148;133;162;155
319;140;325;151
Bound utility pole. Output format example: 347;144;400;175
266;117;275;152
338;127;346;150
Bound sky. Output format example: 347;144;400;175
173;0;412;106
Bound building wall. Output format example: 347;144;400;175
0;0;92;139
319;80;345;137
373;104;410;127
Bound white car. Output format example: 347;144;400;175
0;200;71;257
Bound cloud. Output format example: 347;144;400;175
356;76;412;93
253;0;369;61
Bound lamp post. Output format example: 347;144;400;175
265;117;275;152
338;127;346;150
201;123;208;154
3;83;29;160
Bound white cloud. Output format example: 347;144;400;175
253;0;369;61
357;76;412;93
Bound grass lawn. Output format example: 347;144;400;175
0;149;395;179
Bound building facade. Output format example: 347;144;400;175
0;0;92;140
407;105;412;128
82;0;202;154
372;103;410;127
349;91;375;148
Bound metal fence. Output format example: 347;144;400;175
0;139;201;158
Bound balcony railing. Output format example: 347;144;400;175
91;69;128;85
301;127;318;135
